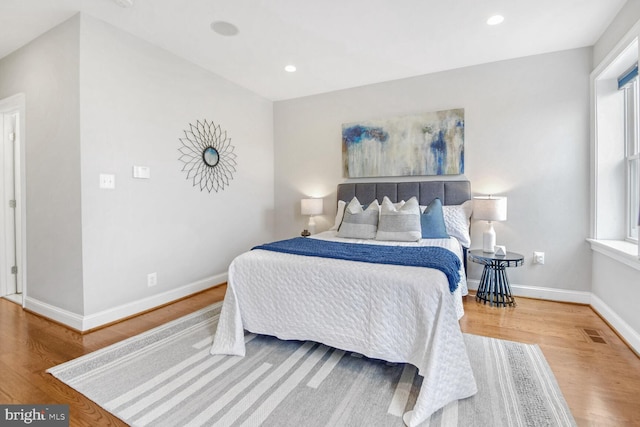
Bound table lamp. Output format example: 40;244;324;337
473;195;507;253
301;198;323;237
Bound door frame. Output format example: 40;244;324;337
0;93;27;305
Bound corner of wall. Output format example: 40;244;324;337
593;2;640;69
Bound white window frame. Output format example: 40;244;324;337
623;78;639;243
590;34;640;265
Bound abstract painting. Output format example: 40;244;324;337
342;109;464;177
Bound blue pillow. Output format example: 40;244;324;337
420;198;449;239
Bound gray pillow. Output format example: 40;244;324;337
337;197;379;239
376;196;421;242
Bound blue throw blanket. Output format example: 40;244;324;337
253;237;461;292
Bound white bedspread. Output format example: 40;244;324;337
210;232;477;426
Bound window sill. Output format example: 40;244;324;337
587;239;640;271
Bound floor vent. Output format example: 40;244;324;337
580;328;607;344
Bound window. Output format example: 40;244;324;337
622;69;640;242
591;38;640;259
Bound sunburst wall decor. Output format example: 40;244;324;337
178;120;237;193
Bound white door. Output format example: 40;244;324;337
0;110;18;297
0;94;24;303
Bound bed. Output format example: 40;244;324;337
210;180;477;426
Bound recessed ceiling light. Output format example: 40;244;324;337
487;15;504;26
211;21;239;36
284;65;297;73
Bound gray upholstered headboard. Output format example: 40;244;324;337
337;180;471;206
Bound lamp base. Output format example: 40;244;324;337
482;222;496;253
306;216;316;235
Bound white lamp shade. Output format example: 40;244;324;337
301;198;323;216
473;196;507;221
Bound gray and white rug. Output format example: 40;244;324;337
48;303;576;426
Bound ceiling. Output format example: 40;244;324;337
0;0;628;101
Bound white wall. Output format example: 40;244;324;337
591;252;640;352
0;14;274;328
0;16;84;314
274;48;592;293
78;15;274;317
593;0;640;68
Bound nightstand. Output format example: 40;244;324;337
468;250;524;307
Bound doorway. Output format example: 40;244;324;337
0;94;25;306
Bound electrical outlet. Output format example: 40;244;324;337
533;251;545;265
147;272;157;287
99;173;115;189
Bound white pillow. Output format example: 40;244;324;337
442;200;473;247
330;200;347;231
375;196;421;242
393;200;406;210
330;199;402;230
337;198;380;239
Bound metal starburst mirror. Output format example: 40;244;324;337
178;120;237;193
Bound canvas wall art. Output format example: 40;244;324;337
342;109;464;177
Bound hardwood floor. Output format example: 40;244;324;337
460;295;640;426
1;286;638;426
0;287;225;427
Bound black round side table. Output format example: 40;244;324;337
468;250;524;307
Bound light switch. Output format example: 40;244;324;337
99;174;115;189
133;166;150;179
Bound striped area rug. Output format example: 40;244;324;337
47;302;576;426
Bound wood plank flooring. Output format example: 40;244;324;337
460;295;640;426
1;286;638;426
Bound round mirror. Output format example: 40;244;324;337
202;147;219;167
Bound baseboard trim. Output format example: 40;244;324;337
24;273;227;332
466;280;592;304
590;294;640;356
467;279;639;354
23;297;85;331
